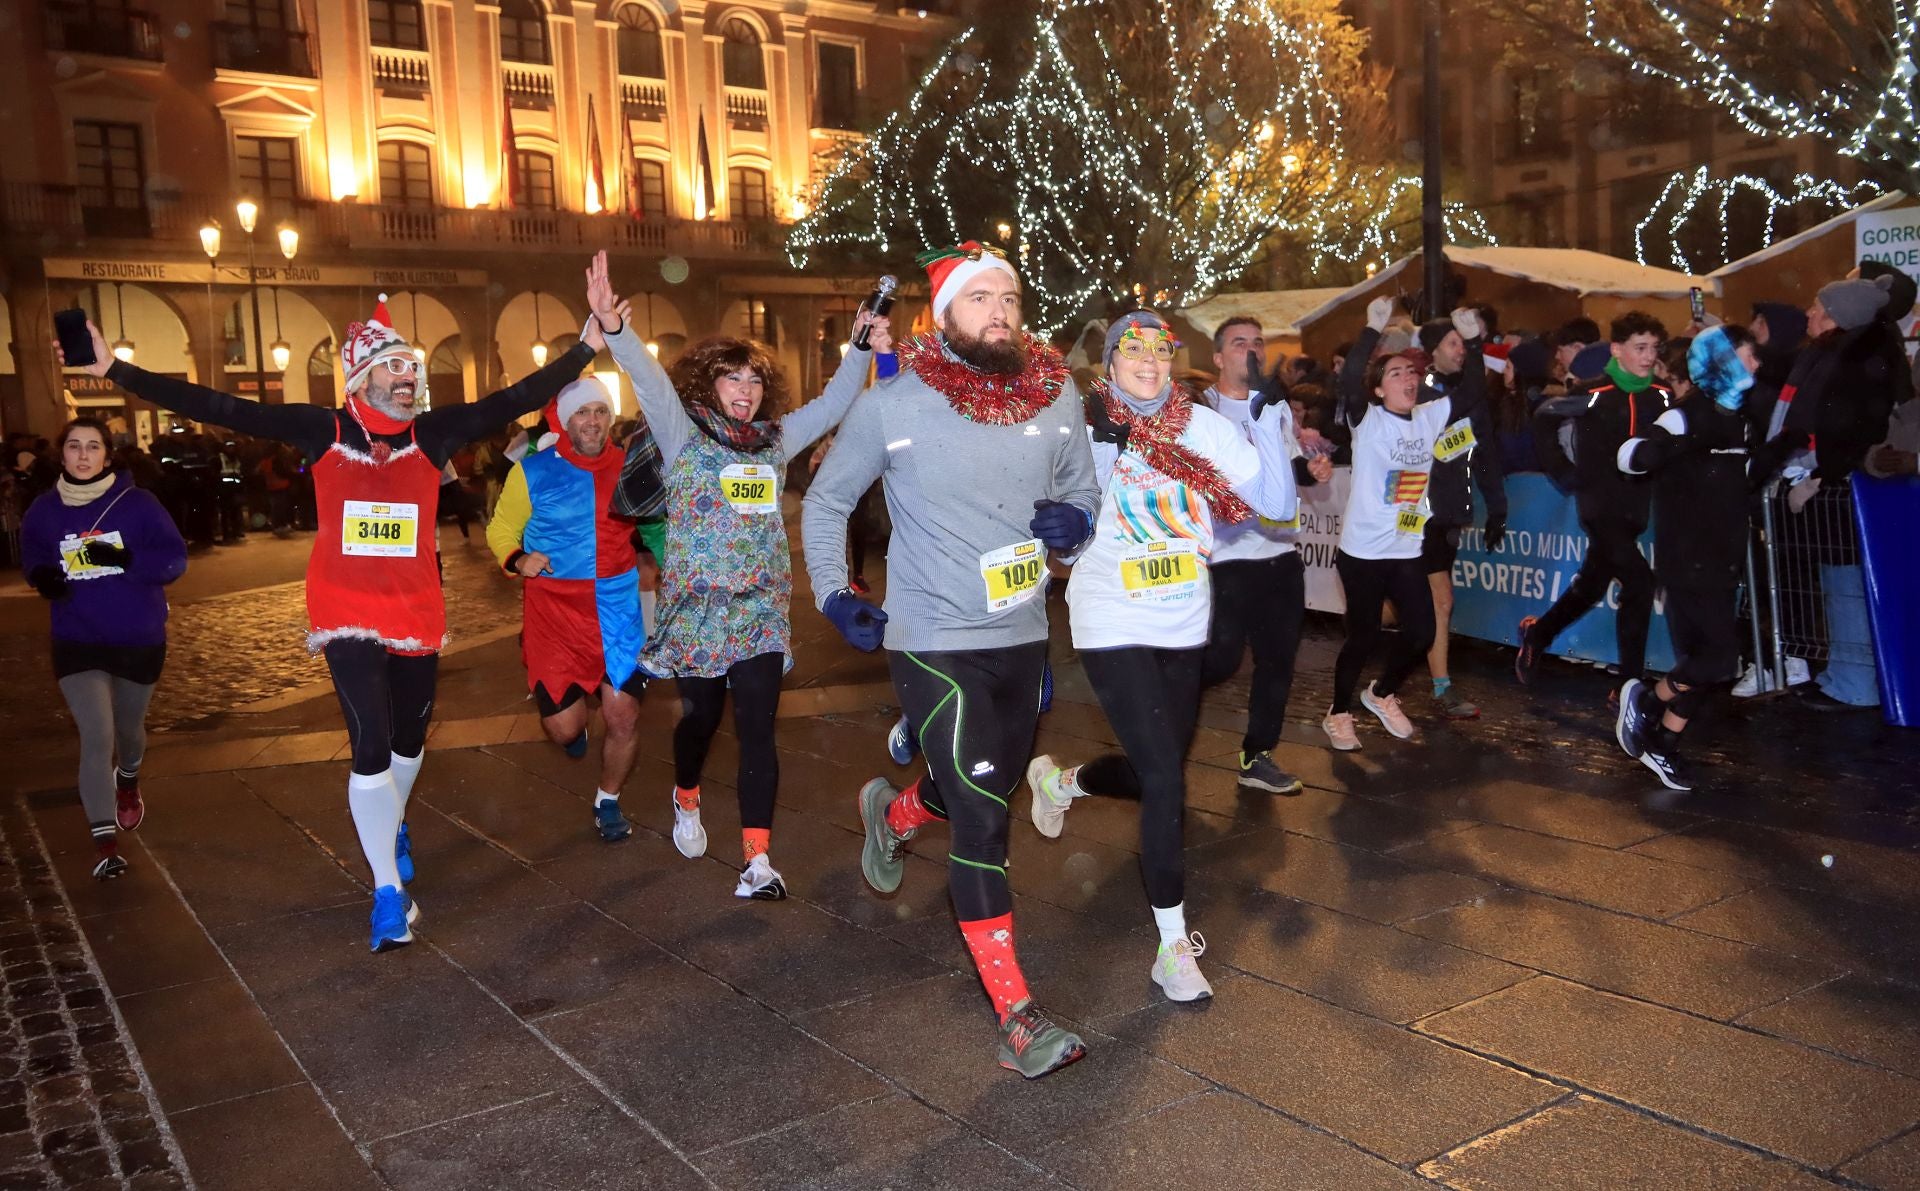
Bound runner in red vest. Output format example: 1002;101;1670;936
62;279;606;951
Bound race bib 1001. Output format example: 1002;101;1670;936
1118;539;1203;603
980;539;1045;613
58;530;125;580
340;500;419;557
1434;419;1478;462
719;464;778;515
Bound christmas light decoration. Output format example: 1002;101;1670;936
1632;165;1883;271
788;0;1481;333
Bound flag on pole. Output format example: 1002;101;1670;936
622;109;643;219
585;96;607;214
500;92;520;210
695;108;717;219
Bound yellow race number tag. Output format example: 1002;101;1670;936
1434;419;1478;462
340;500;419;557
719;464;778;515
1395;507;1431;537
980;539;1045;613
1118;539;1203;603
58;531;125;580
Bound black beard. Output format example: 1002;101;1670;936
943;325;1026;376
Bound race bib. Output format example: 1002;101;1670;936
1434;419;1478;462
719;464;777;515
58;531;125;580
340;500;419;557
980;539;1045;613
1395;507;1431;536
1259;514;1300;532
1118;539;1203;603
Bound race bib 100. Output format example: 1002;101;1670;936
719;464;777;515
341;500;419;557
980;539;1045;613
1118;539;1202;603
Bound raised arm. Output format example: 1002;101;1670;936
106;362;335;454
1338;309;1387;428
801;390;889;606
587;249;694;465
1223;400;1299;523
420;339;594;459
779;335;877;461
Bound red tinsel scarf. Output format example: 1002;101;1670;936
1091;379;1252;526
897;333;1069;425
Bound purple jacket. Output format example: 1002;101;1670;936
21;473;187;648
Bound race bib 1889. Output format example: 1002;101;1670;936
1434;419;1478;462
980;539;1045;613
1118;539;1203;603
719;464;778;515
341;500;419;557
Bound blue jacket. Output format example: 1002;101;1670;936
21;473;187;647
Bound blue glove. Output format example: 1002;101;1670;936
1029;499;1092;551
876;352;899;380
823;588;888;652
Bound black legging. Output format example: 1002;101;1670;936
889;643;1047;922
1530;517;1655;679
673;650;784;829
1080;646;1203;909
1201;553;1306;756
1332;551;1434;713
322;638;439;775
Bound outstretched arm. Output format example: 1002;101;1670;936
778;312;883;461
421;339;595;459
801;392;888;606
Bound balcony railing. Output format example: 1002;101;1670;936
372;47;430;94
3;183;343;247
725;86;769;131
212;22;314;77
503;63;555;109
621;78;668;119
44;6;163;61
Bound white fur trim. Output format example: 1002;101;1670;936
326;441;422;467
932;255;1019;321
306;624;449;654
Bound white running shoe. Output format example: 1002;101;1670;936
671;795;708;859
1026;755;1073;839
1323;710;1361;751
734;854;787;900
1360;683;1416;740
1150;933;1213;1002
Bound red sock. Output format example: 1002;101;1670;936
959;913;1031;1021
741;828;770;864
674;785;700;812
885;779;939;836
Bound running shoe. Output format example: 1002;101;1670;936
1639;746;1694;792
1238;752;1303;794
1360;683;1416;739
996;999;1087;1079
1434;688;1480;719
1513;616;1542;685
114;776;144;832
1150;933;1214;1002
1039;662;1054;714
1615;678;1652;760
669;795;704;857
1322;711;1361;751
563;727;590;760
734;854;788;901
595;799;633;843
1026;755;1073;839
369;884;418;952
859;777;912;894
91;851;128;881
886;715;918;766
395;822;415;885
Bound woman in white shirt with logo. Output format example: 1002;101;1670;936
1325;306;1488;749
1023;311;1295;1003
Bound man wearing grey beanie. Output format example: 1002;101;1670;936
1814;276;1893;333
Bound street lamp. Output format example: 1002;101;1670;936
220;197;298;403
530;292;548;368
110;282;135;363
277;224;299;261
269;284;291;372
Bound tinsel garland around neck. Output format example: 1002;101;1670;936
1089;378;1252;526
897;332;1068;426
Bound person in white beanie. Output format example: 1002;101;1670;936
61;278;606;953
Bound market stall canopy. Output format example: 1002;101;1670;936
1710;191;1915;320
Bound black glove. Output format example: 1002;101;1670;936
1029;499;1092;551
82;539;131;569
1085;393;1129;448
27;565;68;602
1484;517;1507;552
823;588;888;652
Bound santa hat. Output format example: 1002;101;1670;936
548;379;610;431
918;242;1019;322
340;293;411;393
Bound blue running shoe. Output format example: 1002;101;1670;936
394;823;415;886
563;728;590;759
1039;661;1054;714
594;798;633;842
369;885;416;952
1615;678;1653;760
886;715;918;766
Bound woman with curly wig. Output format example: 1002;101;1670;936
590;253;888;900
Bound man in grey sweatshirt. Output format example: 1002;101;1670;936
801;242;1097;1079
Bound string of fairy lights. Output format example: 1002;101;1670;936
786;0;1495;333
1633;167;1884;272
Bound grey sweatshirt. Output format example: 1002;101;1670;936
802;355;1099;652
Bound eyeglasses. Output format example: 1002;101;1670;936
377;355;420;377
1116;335;1177;362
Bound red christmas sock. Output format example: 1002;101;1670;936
959;912;1031;1021
673;785;700;812
741;828;770;864
885;779;939;837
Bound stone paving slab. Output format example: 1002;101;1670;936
1383;778;1701;850
1670;885;1920;985
1628;819;1920;910
1843;1128;1920;1188
163;1081;381;1191
1738;974;1920;1079
1184;826;1496;925
1420;976;1920;1169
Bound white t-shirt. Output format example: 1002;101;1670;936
1338;398;1456;561
1206;388;1303;562
1068;404;1262;650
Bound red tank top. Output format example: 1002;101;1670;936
305;423;445;654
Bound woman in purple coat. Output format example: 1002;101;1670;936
21;417;187;878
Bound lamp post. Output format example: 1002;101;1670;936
1420;0;1445;320
199;221;221;390
530;292;548;368
229;200;299;403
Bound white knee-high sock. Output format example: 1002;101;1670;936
390;750;424;817
348;770;404;890
1152;903;1189;948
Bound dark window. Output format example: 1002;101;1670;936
743;298;770;342
634;158;667;218
229;0;288;36
45;0;162;60
236;135;299;203
499;0;548;64
721;18;765;89
817;41;858;129
74;120;148;234
368;0;424;49
379;140;433;207
517;150;556;210
728;165;767;221
616;5;664;78
214;0;310;74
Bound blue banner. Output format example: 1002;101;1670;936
1853;473;1920;727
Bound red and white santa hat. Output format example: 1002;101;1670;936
340;294;411;393
921;242;1019;322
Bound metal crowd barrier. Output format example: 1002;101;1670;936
1742;474;1865;694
